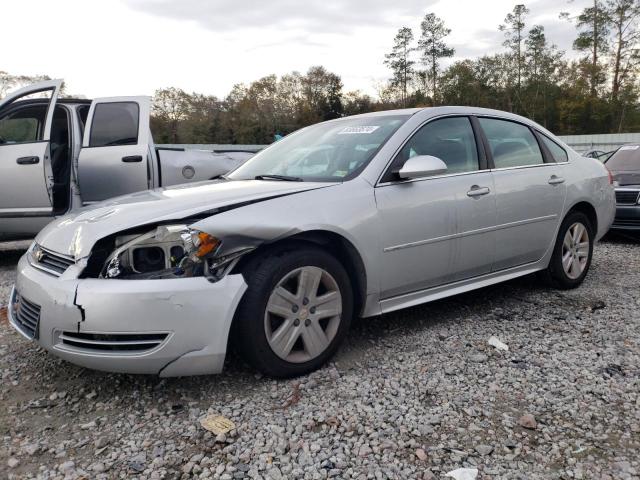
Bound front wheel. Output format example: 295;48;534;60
233;246;353;378
545;211;594;289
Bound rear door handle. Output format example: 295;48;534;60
122;155;143;163
16;156;40;165
548;175;565;185
467;186;491;197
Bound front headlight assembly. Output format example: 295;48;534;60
100;225;246;281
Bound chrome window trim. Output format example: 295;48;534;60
489;162;569;173
377;168;487;188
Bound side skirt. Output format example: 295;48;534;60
379;262;542;315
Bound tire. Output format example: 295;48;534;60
233;245;353;378
544;211;594;289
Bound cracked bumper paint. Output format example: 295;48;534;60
8;253;247;376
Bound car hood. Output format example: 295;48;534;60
36;180;334;258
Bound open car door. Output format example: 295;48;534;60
0;79;62;218
77;96;151;203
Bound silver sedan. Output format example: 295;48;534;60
8;107;615;377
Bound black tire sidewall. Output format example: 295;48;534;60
548;212;594;289
234;246;353;378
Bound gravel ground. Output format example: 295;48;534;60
1;236;639;480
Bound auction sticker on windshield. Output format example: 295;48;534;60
338;126;380;135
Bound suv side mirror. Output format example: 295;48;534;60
398;155;448;180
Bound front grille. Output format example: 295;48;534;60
615;190;640;205
58;331;168;353
32;245;75;277
612;218;640;227
11;291;41;339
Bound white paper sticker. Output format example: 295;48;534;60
619;145;639;151
338;126;380;135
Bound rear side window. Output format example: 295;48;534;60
89;102;139;147
479;118;544;168
393;116;479;176
540;134;568;162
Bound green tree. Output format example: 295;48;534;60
384;27;416;106
524;25;564;125
607;0;640;102
417;13;455;104
152;87;191;143
572;0;611;97
500;4;530;94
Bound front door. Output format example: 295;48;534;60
477;117;567;271
0;80;62;218
375;116;496;300
77;97;151;203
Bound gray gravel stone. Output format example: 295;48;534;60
1;236;639;479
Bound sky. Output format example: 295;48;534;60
1;0;590;99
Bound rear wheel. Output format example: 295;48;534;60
545;211;594;289
234;246;353;378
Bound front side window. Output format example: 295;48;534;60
540;134;568;163
479;118;544;168
391;116;480;177
228;115;409;182
0;106;45;144
89;102;139;147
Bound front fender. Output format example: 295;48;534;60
190;179;380;296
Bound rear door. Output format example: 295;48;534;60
477;117;567;271
77;97;151;203
0;79;62;218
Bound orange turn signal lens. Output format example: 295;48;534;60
194;232;221;258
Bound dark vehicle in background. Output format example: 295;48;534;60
605;145;640;231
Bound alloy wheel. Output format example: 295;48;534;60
264;266;342;363
561;222;590;280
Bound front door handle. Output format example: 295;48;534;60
467;185;491;197
16;156;40;165
548;175;565;185
122;155;143;163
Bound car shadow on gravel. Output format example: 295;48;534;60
0;243;30;268
336;272;546;369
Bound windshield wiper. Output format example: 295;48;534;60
254;174;303;182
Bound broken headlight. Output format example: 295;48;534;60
101;225;222;280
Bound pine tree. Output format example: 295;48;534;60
417;13;455;104
384;27;416;106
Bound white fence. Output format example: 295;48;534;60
557;133;640;154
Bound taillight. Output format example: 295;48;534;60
606;168;613;184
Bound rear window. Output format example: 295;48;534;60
89;102;139;147
605;146;640;171
540;134;568;163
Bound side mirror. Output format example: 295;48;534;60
397;155;448;180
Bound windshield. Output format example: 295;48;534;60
605;145;640;171
227;115;409;182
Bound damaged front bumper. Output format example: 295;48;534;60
7;253;247;377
